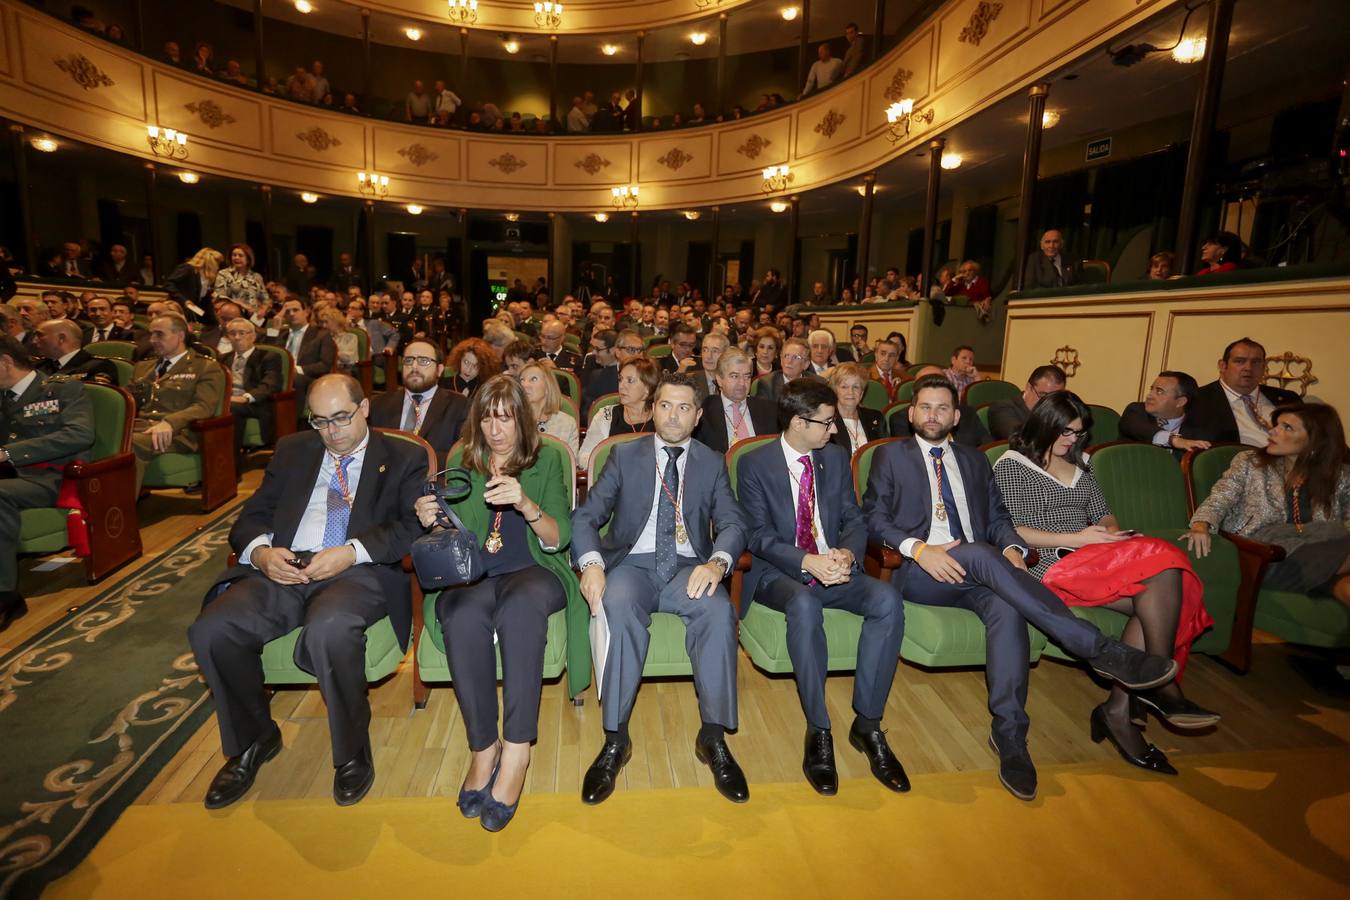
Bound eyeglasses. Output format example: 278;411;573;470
799;416;836;430
402;356;437;368
309;409;359;430
616;344;644;353
1060;426;1089;438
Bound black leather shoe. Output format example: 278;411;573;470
848;722;910;793
0;591;28;633
988;732;1037;801
694;734;749;804
581;736;632;805
802;729;838;796
1134;689;1221;729
1089;641;1178;691
333;744;375;806
1090;704;1178;775
204;724;282;810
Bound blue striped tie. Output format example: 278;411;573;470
322;456;355;548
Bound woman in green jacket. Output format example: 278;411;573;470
414;374;576;833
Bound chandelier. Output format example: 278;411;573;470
357;171;389;198
885;99;934;142
447;0;478;24
146;125;188;159
761;165;792;193
611;185;639;208
534;1;562;28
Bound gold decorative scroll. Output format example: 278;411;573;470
53;54;114;90
736;134;771;159
657;148;693;171
1263;352;1317;396
295;127;341;151
573;153;612;175
398;143;439;166
813;109;847;139
489;152;527;175
959;2;1005;46
882;68;914;104
1050;345;1081;378
184;100;236;129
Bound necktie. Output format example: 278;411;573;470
1240;392;1267;427
655;446;684;583
795;455;819;555
286;330;303;357
1156;416;1169;429
403;392;425;433
155;358;170;380
231;353;246;385
322;455;355;548
929;446;966;542
730;403;749;442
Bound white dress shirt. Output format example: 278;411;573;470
839;416;866;456
900;435;974;558
1150;414;1184;448
780;436;830;554
1219;381;1275;447
720;396;756;442
240;433;373;566
285;326;307;371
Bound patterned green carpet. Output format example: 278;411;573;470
0;509;237;899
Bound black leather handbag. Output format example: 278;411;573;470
410;468;485;590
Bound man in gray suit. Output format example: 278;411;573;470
1021;228;1079;290
572;373;749;805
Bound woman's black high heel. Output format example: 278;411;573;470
1090;704;1178;775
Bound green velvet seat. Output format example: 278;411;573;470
1087;404;1121;444
240;345;296;450
975;404;992;432
108;358;133;387
416;436;572;685
141;358;237;511
749;373;771;397
559;394;580;424
964;380;1021;407
18;508;69;553
587;391;621;423
895;379;916;403
983;441;1010;464
556;368;580;402
1186;444;1350;667
906;363;933;377
563;333;581;352
862;379;888;411
647;344;672;359
1038;442;1239;662
85;340;135;360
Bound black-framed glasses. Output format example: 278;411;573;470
1060;426;1089;438
309;408;359;430
616;344;644;353
402;355;437;368
799;416;836;430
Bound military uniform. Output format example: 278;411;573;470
129;350;226;490
0;371;95;594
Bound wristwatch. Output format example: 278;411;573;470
710;557;730;577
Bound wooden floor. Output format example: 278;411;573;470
12;455;1350;807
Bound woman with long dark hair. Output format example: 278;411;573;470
994;391;1218;775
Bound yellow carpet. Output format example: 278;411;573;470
50;748;1350;899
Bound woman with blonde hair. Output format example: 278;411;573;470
213;243;267;312
828;362;887;455
446;338;502;397
165;247;224;324
518;361;580;458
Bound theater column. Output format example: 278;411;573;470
796;0;812;92
634;31;645;133
253;0;266;92
709;206;722;300
1013;83;1049;292
7;124;37;273
921;139;944;300
547;213;556;301
549;36;559;128
143;163;161;280
630;212;641;299
787;195;801;304
871;0;885;62
361;8;372;115
362;200;377;295
260;185;275;279
460;208;472;317
1174;0;1235;275
857;172;876;290
460;29;470;99
716;14;728;119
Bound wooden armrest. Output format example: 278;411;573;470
65;452;135;479
190;413;236;433
402;553;415;573
1216;530;1285;675
735;551;752;572
865;541;903;570
1220;531;1287;563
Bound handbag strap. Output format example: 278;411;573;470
430;466;475;533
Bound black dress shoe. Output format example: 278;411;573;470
1089;641;1178;691
694;734;749;804
204;724;283;810
333;744;375;806
1090;704;1178;775
0;592;28;633
847;722;910;793
1134;689;1221;729
802;729;838;796
581;736;632;805
988;732;1037;801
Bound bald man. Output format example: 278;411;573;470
36;319;118;384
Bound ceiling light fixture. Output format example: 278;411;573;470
30;136;58;153
601;44;618;56
405;27;423;41
594;212;609;222
683;211;701;221
885;99;934;142
177;171;200;184
761;164;792;193
1041;109;1061;129
1172;37;1205;63
356;171;389;197
611;185;639;208
406;204;424;215
503;36;520;54
689;32;708;46
780;6;799;21
770;200;788;213
504;212;520;222
940;152;962;170
146;125;188;159
294;0;313;13
446;0;478;25
300;192;319;203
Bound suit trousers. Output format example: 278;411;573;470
131;420;196;492
755;572;904;731
230;400;272;452
0;475;59;591
187;566;388;765
601;553;738;733
901;542;1106;744
435;567;567;752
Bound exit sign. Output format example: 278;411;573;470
1086;137;1113;161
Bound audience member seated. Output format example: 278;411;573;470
988;364;1067;441
1120;371;1212;455
221;319;282;457
942;345;984;398
579;330;619;417
1022;229;1079;290
0;335;95;631
1147;251;1174;280
110;299;144;343
1196;232;1242;276
518;362;579;459
36;319;116;383
97;243;137;285
862;374;1180;801
502;340;533;377
212;244;266;312
828;362;885;456
128;313;226;492
736;378;908;795
994;391;1219;775
319;308;360;372
805;330;842;375
944;260;993;323
14;297;49;359
187;374;426;810
368;341;466;469
751;327;781;378
275;296;336;421
534;319;581;373
347;298;399;358
82;295;134;344
759;337;822;402
687;332;728;401
887;365;990;448
445;338;501;399
1185;338;1299;447
869;339;905;402
578;356;659;470
695;348;777;454
412;375;575;831
1187;402;1350;608
660;324;700;376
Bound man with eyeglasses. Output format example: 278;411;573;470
580;329;620;422
189;374;427;810
988;364;1066;440
758;336;823;402
367;340;466;468
532;319;581;375
346;298;399;359
221;319;282;457
659;323;700;375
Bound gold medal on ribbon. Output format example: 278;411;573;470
484;531;503;554
675;521;689;545
935;503;948;522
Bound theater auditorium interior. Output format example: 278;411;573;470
1;0;1348;895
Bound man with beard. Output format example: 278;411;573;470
862;374;1180;802
366;340;466;468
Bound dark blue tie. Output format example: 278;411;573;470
656;446;684;583
929;446;966;542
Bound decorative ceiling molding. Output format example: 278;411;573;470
1050;345;1081;378
735;134;771;159
53;54;114;90
657;147;693;171
398;143;438;166
813;109;847;139
489;152;528;175
295;126;341;151
184;100;236;129
573;153;612;175
959;2;1005;46
882;68;914;104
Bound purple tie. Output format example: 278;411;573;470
795;455;819;554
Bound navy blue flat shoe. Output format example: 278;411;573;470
479;792;520;833
457;750;500;819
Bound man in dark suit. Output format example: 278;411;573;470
696;348;778;454
81;296;136;345
35;320;118;384
329;252;362;293
758;337;824;402
1184;337;1299;447
532;319;581;374
684;332;728;402
862;375;1179;801
96;243;137;285
987;365;1066;441
756;268;786;311
1120;371;1214;455
367;340;467;469
579;329;620;423
658;323;700;375
1021;229;1079;290
572;374;749;805
273;296;336;424
738;379;907;795
283;254;311;297
221;319;283;453
58;241;93;279
187;374;427;809
0;336;96;630
12;298;48;361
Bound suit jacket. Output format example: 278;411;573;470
1;372;95;482
96;259;138;285
1021;252;1079;291
659;354;700;375
128;351;226;450
695;394;779;455
367;388;467;469
757;370;824;403
863;438;1022;584
163;263;217;324
737;439;867;614
330;266;363;291
571;435;747;572
869;366;905;403
221;348;283;404
211;429;428;647
1119;401;1206;452
1185;381;1300;445
889;404;990;448
45;350;118;385
533;347;581;375
275;325;337;379
831;407;886;452
1191;448;1350;536
685;367;718;404
581;363;619;422
82;323;137;345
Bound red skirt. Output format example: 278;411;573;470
1040;537;1212;678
